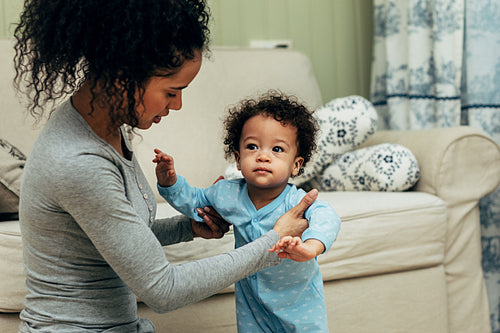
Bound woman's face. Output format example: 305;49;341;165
135;50;202;129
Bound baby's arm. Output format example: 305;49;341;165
269;236;325;262
153;148;177;187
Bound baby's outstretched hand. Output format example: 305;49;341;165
269;236;318;262
153;148;177;187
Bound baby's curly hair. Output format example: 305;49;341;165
223;91;318;176
13;0;210;128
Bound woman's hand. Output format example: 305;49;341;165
272;189;318;238
192;207;231;239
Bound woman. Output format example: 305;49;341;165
13;0;316;331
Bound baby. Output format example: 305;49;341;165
154;91;341;332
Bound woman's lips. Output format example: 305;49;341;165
153;116;162;124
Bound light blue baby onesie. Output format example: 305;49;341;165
158;176;341;332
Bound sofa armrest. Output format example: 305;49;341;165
362;126;500;203
361;126;499;332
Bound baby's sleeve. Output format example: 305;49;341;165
302;196;341;253
157;175;211;222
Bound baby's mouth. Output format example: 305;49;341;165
254;167;271;173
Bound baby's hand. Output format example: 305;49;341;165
153;148;177;187
269;236;318;262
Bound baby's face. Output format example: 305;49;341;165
235;114;304;192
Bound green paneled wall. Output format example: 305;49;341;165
0;0;23;36
208;0;374;102
0;0;373;103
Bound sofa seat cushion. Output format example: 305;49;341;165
0;191;446;312
159;190;447;285
0;221;25;312
317;191;446;280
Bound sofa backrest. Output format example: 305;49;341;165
133;47;323;196
0;38;45;155
0;38;323;199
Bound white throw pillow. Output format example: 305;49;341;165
224;162;243;180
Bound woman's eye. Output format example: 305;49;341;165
167;93;177;98
273;146;284;153
246;144;257;150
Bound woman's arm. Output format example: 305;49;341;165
151;214;194;246
152;207;230;246
57;155;284;313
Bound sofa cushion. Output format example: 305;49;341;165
0;221;25;312
0;139;26;218
316;191;446;280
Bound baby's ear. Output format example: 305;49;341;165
291;156;305;176
234;151;241;170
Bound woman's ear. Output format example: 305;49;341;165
291;156;304;176
234;151;242;170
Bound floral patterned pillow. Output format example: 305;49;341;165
292;95;379;185
0;139;26;220
308;143;420;191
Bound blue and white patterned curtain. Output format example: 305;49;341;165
371;0;500;331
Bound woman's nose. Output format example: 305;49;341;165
169;91;183;111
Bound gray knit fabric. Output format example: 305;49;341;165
18;99;280;332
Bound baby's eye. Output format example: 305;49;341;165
167;93;177;98
246;144;258;150
273;146;284;153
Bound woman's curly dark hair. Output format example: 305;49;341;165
223;91;318;177
13;0;210;128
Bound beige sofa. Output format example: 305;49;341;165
1;37;500;332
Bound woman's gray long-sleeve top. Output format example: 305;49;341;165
18;100;280;332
